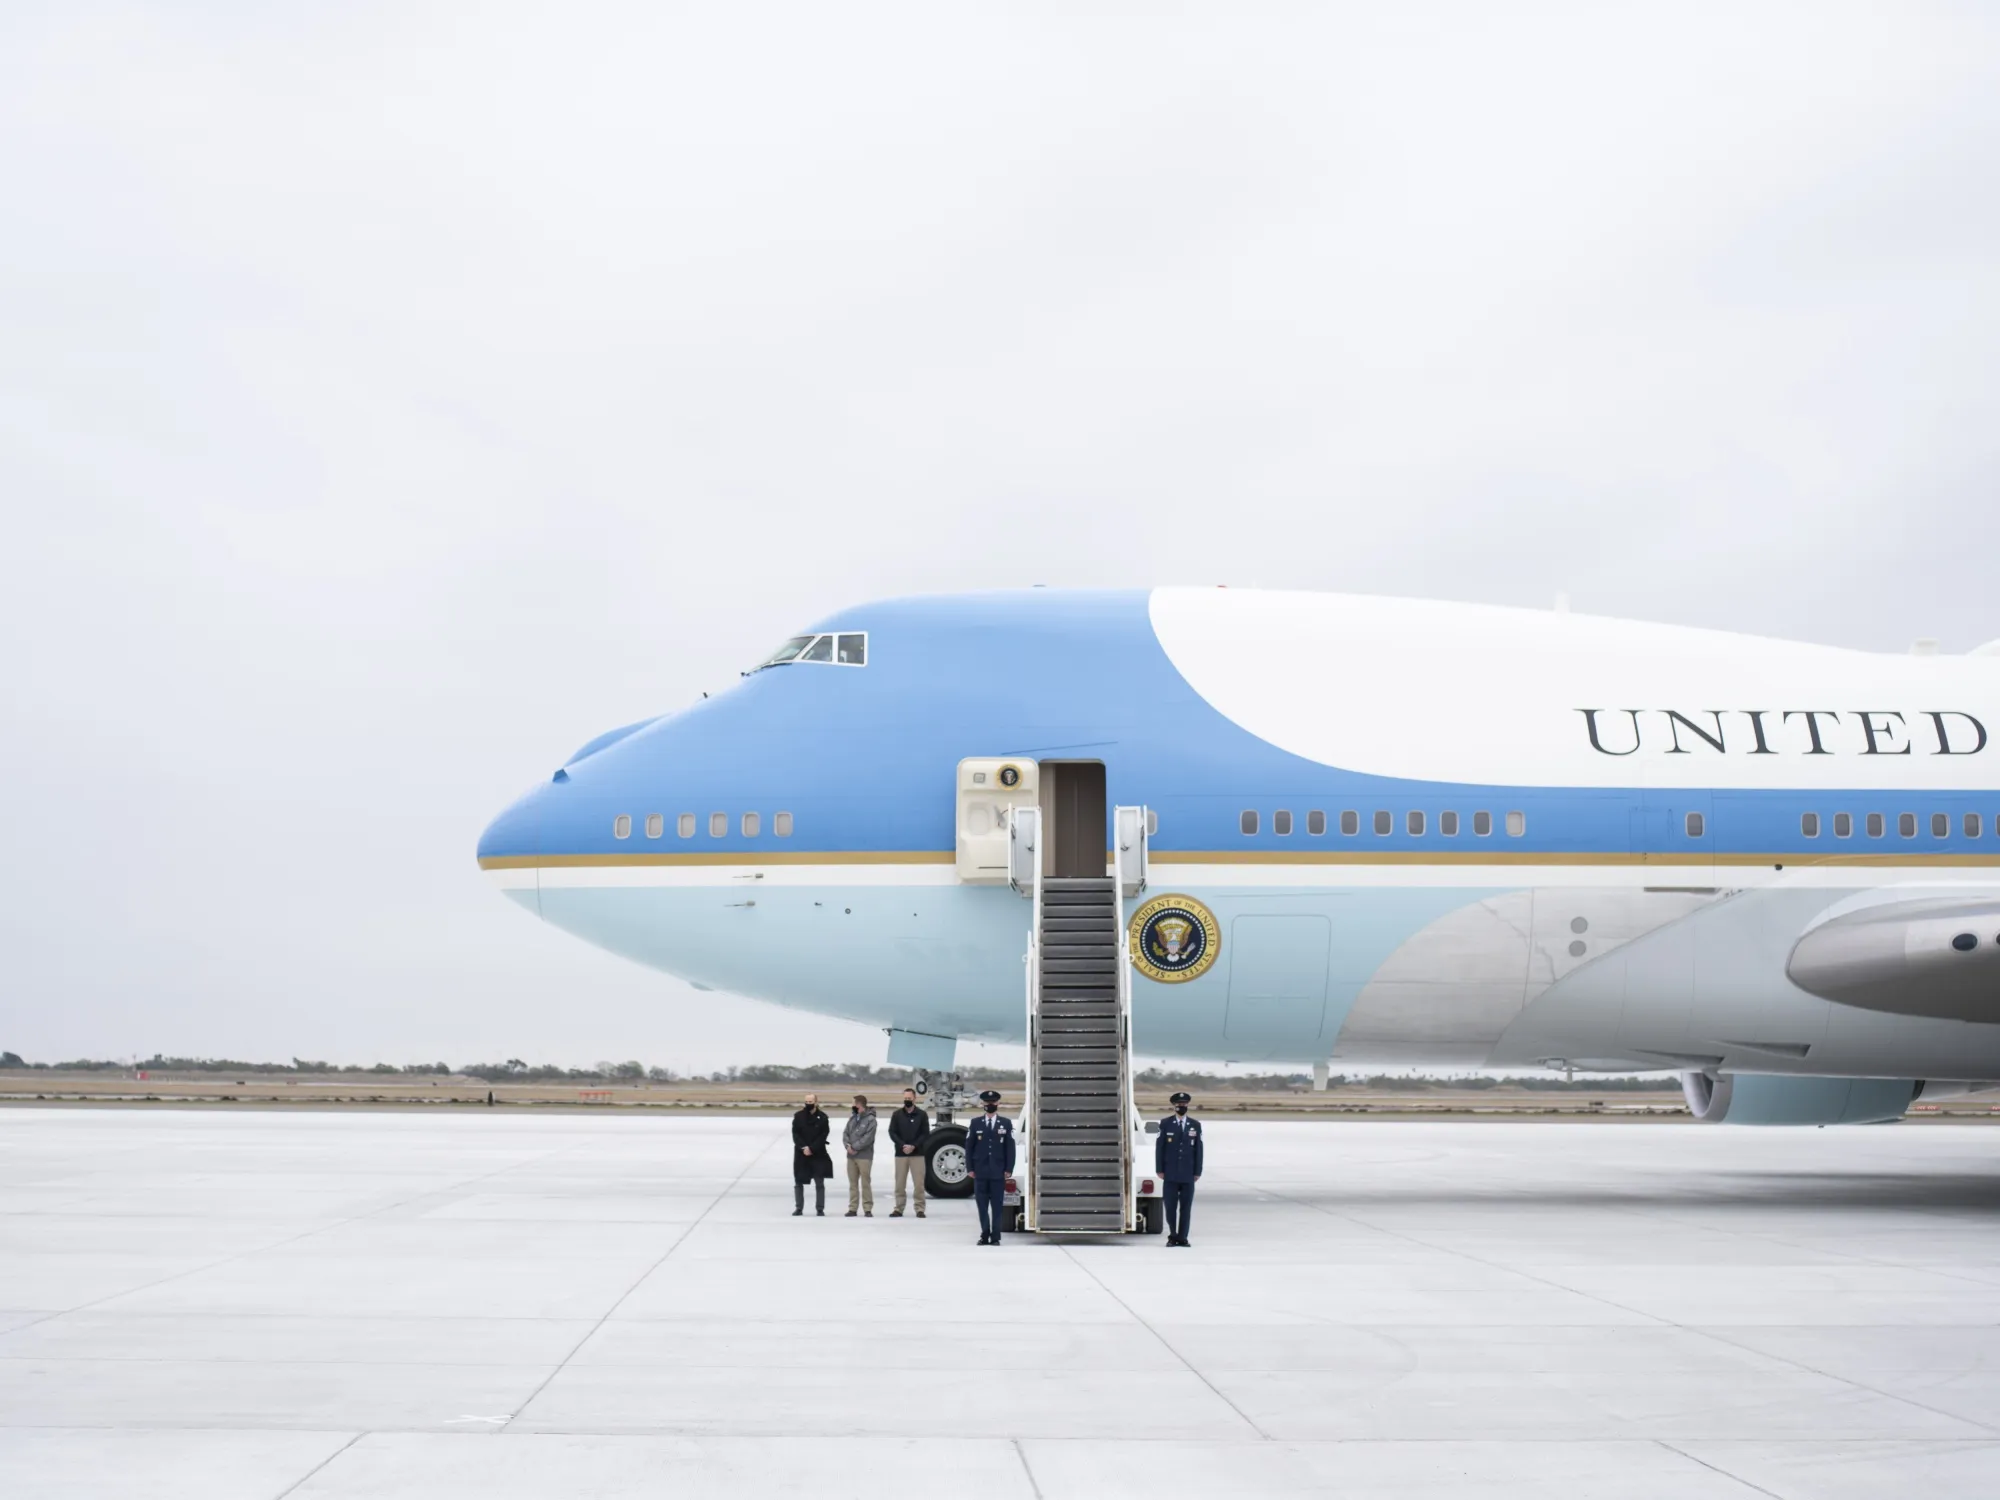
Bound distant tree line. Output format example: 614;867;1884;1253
0;1050;1677;1091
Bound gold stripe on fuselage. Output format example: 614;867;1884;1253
480;849;2000;871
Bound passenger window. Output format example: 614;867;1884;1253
1833;812;1851;838
774;811;794;837
835;633;867;666
1801;812;1820;837
1273;810;1293;836
1146;809;1158;836
710;812;728;837
1506;811;1525;837
1307;810;1326;836
678;813;696;838
1340;810;1359;836
1407;810;1425;836
613;814;631;839
742;811;761;837
1866;813;1884;838
799;635;833;663
1373;810;1391;836
645;814;664;839
1440;811;1459;836
1473;811;1492;837
1685;811;1704;837
1240;810;1259;836
1967;813;1983;839
1932;812;1949;838
1898;812;1916;838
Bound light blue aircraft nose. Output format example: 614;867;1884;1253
477;785;543;867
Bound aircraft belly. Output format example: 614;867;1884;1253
534;883;1026;1039
531;875;2000;1077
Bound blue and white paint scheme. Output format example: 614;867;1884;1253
479;588;2000;1122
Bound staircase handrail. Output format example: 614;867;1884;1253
1010;805;1043;1229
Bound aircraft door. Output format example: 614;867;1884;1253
1224;914;1333;1060
1629;791;1714;873
1039;761;1108;879
956;758;1040;882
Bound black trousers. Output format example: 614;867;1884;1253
973;1176;1006;1237
1164;1179;1195;1240
793;1181;826;1212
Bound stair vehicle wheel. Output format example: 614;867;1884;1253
1002;1205;1023;1234
1139;1197;1165;1235
922;1126;974;1200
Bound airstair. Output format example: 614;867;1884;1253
1009;805;1150;1234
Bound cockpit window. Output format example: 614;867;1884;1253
753;630;868;671
759;635;814;668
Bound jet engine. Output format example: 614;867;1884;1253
1680;1071;1919;1125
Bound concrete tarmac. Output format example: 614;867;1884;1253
4;1109;2000;1497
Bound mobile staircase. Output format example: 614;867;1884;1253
1008;806;1158;1235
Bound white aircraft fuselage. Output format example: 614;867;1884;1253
479;589;2000;1121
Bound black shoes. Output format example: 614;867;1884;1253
889;1210;903;1218
792;1207;802;1217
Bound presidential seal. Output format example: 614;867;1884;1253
1129;894;1221;984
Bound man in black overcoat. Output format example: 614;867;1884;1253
792;1091;832;1216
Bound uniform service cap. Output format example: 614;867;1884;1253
978;1089;1002;1104
1169;1091;1192;1104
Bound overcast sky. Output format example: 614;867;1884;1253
3;3;1996;1071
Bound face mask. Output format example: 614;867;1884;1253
1175;1105;1188;1115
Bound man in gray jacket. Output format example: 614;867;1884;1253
843;1095;877;1218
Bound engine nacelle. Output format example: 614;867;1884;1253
1680;1071;1919;1125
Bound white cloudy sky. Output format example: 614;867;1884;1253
2;3;1996;1070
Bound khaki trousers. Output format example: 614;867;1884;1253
893;1152;925;1212
846;1156;874;1213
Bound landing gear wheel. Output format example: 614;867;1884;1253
1140;1198;1165;1235
1002;1206;1023;1234
922;1125;973;1200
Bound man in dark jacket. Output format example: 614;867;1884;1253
1155;1090;1203;1246
792;1092;831;1216
964;1089;1015;1245
886;1087;929;1218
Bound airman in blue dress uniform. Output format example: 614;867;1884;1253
1155;1091;1203;1246
964;1089;1015;1245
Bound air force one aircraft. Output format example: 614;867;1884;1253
480;587;2000;1133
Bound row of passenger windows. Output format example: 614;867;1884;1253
613;812;795;840
1241;809;1999;841
1803;811;1996;839
1242;809;1525;838
617;807;1995;843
